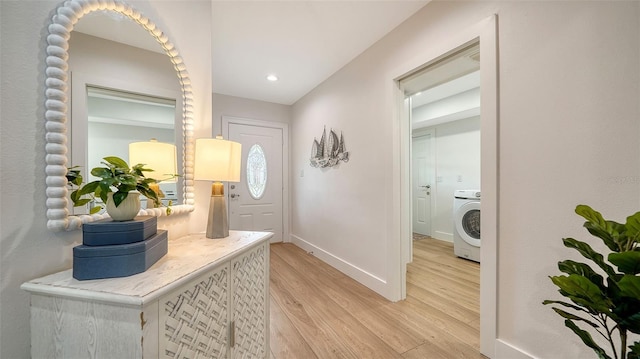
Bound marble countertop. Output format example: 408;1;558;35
21;231;272;306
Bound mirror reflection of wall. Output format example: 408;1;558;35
68;16;183;214
87;87;177;209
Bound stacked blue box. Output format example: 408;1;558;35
73;230;168;280
82;216;157;246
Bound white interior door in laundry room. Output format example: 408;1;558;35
412;131;433;236
227;119;284;243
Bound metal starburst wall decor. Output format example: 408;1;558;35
310;126;349;168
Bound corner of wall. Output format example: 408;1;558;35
289;234;396;301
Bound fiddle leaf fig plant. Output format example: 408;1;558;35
66;156;162;214
543;205;640;359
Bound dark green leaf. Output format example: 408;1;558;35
576;205;608;227
131;163;151;171
112;191;128;207
550;275;611;313
550;307;600;328
77;181;99;196
66;169;83;186
576;205;620;251
141;178;157;185
564;319;612;359
626;212;640;238
616;305;640;334
609;252;640;275
558;260;605;290
73;198;91;207
103;156;129;170
563;238;616;277
90;167;111;178
98;182;110;203
71;176;83;186
543;299;591;314
628;341;640;359
117;175;137;186
70;189;80;202
618;275;640;298
584;223;621;252
117;184;136;193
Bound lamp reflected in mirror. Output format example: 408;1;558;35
129;139;178;209
194;136;242;239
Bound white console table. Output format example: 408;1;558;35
21;231;272;359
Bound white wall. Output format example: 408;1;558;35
212;92;291;131
0;1;212;357
415;116;481;242
87;122;174;173
291;1;639;358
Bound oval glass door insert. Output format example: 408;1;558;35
247;143;268;199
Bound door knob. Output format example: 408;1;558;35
230;193;239;198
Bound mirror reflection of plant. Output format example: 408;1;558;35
66;156;174;215
543;205;640;359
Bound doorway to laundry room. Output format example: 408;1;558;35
400;41;482;352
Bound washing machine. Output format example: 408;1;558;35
453;190;481;262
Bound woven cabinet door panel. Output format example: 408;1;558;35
160;263;230;359
231;243;267;358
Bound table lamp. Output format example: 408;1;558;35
194;136;241;238
129;139;177;208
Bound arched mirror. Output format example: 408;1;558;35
45;0;195;231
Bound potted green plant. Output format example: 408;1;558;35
67;156;163;221
543;205;640;359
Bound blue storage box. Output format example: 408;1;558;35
73;230;168;281
82;216;157;246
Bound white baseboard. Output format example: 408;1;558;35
289;234;391;299
495;339;535;359
434;230;453;242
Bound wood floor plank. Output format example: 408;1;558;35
269;293;318;359
272;244;424;354
271;248;402;358
269;236;485;359
270;257;356;358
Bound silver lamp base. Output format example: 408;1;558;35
206;182;229;239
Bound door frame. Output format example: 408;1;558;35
389;15;498;358
222;116;290;243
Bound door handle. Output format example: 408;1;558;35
230;194;239;198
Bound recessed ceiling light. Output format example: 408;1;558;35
266;74;279;82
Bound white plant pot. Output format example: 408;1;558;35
106;192;141;221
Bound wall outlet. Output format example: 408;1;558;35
437;176;443;183
457;175;463;182
300;170;304;177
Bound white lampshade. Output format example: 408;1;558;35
194;136;242;182
129;139;177;183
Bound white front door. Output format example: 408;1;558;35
228;122;283;242
412;133;433;236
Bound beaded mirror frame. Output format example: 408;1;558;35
45;0;195;231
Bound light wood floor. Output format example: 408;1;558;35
269;236;484;359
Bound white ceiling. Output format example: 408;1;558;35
211;1;428;105
73;1;428;106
